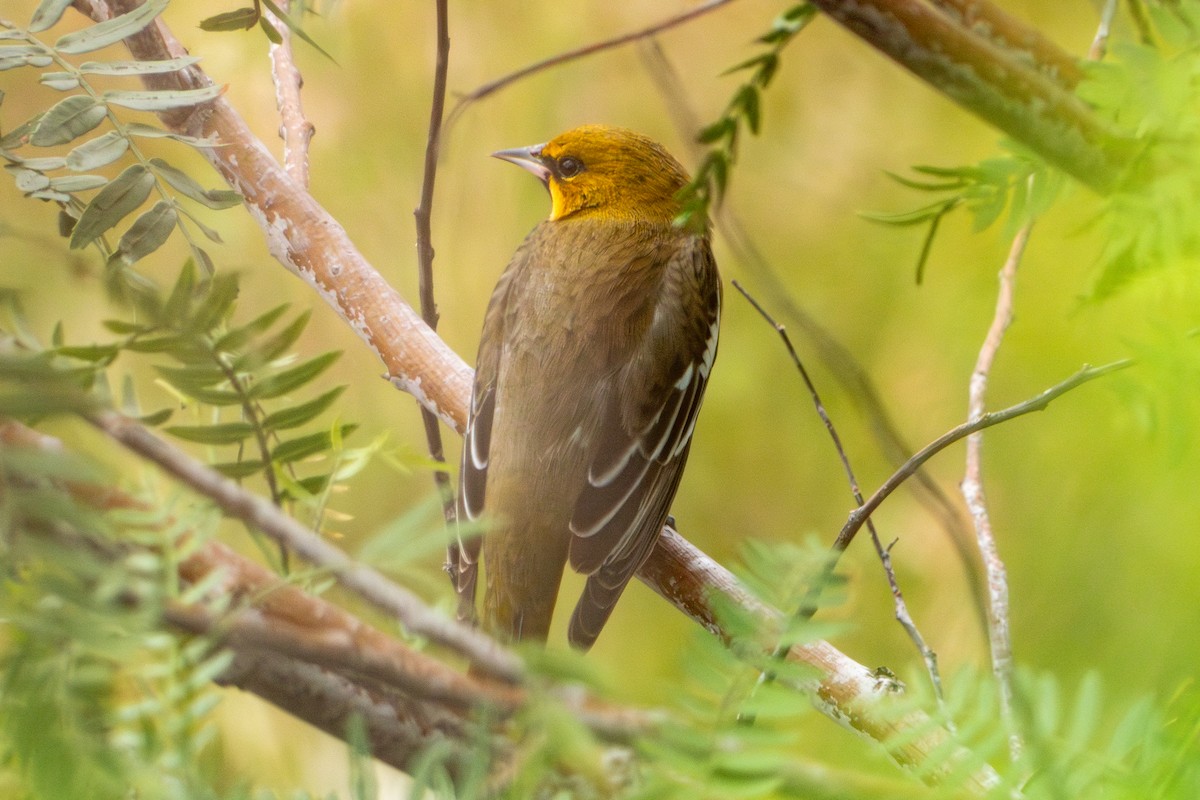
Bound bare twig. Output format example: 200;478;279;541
732;281;945;701
962;221;1031;762
412;0;459;551
266;0;314;188
445;0;733;128
833;357;1131;553
1090;0;1121;61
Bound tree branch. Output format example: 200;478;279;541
807;0;1128;191
962;220;1030;762
446;0;733;126
266;0;314;188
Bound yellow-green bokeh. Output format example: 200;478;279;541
3;1;1198;794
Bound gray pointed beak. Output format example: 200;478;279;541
492;143;551;184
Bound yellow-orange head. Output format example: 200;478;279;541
493;125;691;224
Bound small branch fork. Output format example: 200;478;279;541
732;281;945;702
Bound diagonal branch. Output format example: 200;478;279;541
807;0;1128;191
446;0;733;125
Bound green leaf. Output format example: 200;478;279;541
248;351;341;400
11;155;66;170
149;158;241;209
137;408;173;426
273;424;358;464
103;84;224;111
259;17;283;45
212;459;265;478
55;343;119;362
29;0;75;32
187;275;240;333
69;164;154;249
164;421;255;445
117;201;178;264
199;8;261;32
40;71;80;91
859;198;960;227
54;0;169;54
9;167;51;193
49;175;108;192
79;56;201;76
154;363;226;392
102;319;147;335
697;118;734;145
214;304;289;353
124;123;219;146
736;86;761;135
290;473;331;497
29;95;107;147
238;309;311;366
883;170;967;192
66;131;130;171
0;53;53;71
162;259;197;322
260;0;337;62
262;386;346;431
190;245;216;276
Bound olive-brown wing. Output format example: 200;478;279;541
567;236;721;648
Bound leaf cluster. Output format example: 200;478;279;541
675;3;817;230
1;1;238;277
862;153;1061;283
0;437;232;800
199;0;334;61
1074;0;1200;299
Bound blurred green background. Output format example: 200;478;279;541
3;0;1198;794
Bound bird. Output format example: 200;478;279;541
453;124;721;649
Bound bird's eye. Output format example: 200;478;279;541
557;157;583;178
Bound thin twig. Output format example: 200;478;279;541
962;221;1031;762
413;0;459;547
267;0;314;188
83;409;525;683
444;0;733;129
1090;0;1121;61
732;281;945;701
833;357;1131;553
